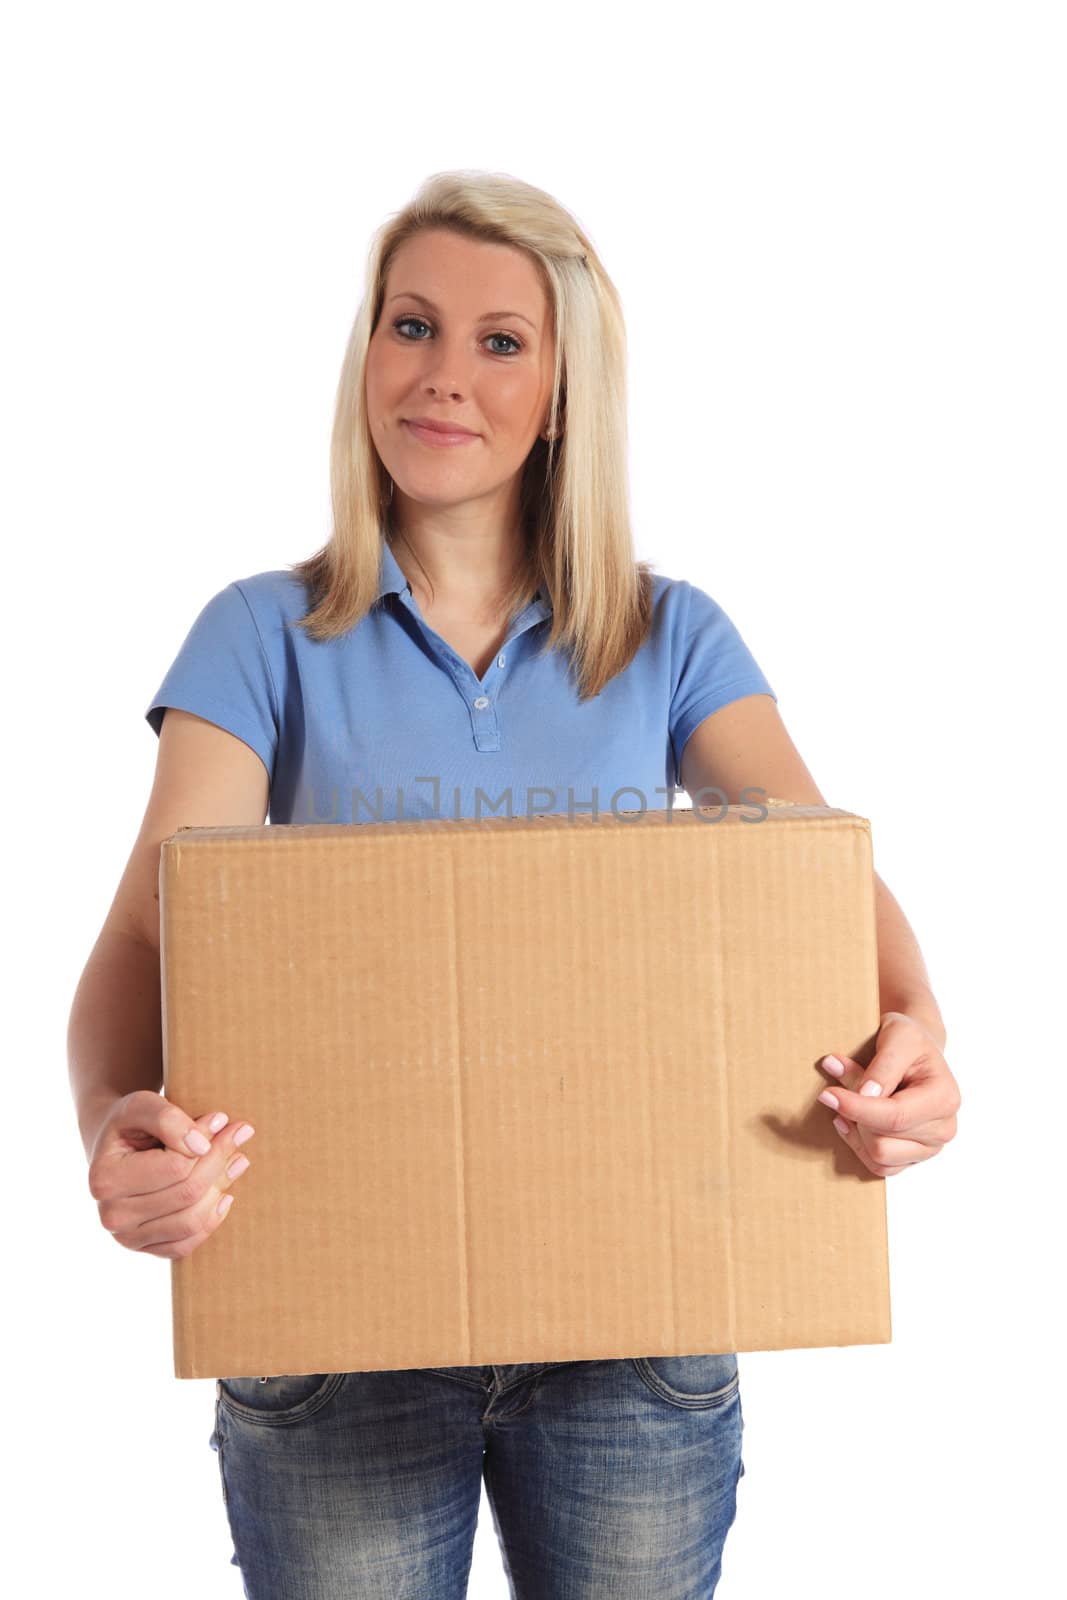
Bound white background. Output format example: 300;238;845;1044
4;2;1063;1595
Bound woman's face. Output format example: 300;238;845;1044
365;228;556;520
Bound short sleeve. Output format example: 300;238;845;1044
144;580;280;781
669;581;777;782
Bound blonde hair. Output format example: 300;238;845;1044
290;169;656;701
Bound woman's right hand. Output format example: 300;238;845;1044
86;1090;256;1259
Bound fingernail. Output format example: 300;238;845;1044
227;1154;250;1179
833;1116;850;1137
208;1112;229;1134
822;1056;845;1077
233;1124;256;1146
817;1090;839;1110
217;1193;235;1217
185;1129;211;1155
860;1082;883;1097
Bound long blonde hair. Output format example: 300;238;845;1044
290;170;656;701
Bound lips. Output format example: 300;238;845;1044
403;419;480;447
404;416;477;435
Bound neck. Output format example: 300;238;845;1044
388;525;529;620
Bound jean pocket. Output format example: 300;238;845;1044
216;1372;348;1425
630;1352;741;1410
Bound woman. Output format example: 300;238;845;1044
69;171;960;1599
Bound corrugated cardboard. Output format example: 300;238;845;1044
159;802;890;1380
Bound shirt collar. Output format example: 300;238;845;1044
376;538;413;600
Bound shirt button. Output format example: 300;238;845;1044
497;654;506;668
473;695;489;709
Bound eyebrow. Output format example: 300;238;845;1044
386;291;538;332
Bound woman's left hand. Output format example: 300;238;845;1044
816;1011;962;1178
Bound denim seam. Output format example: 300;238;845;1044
217;1371;349;1426
630;1358;741;1410
427;1361;584;1395
425;1368;494;1392
482;1374;545;1425
214;1387;232;1518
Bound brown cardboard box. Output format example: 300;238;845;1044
159;802;889;1380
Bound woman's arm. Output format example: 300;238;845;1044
872;874;945;1050
68;928;165;1162
678;694;945;1046
69;708;270;1162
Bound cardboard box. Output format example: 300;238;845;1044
159;803;890;1380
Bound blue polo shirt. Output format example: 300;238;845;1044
145;540;776;824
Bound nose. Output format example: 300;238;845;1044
415;331;475;396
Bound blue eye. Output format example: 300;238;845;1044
392;316;523;356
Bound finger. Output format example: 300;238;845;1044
102;1138;252;1234
818;1053;871;1090
135;1229;213;1259
817;1052;884;1121
822;1075;947;1134
100;1116;254;1234
102;1106;228;1199
858;1014;926;1095
91;1100;212;1203
131;1194;237;1258
855;1128;935;1166
94;1094;233;1197
111;1177;241;1251
100;1090;228;1159
139;1093;234;1159
830;1116;928;1175
822;1009;941;1105
817;1053;945;1132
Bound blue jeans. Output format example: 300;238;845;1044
209;1354;746;1598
